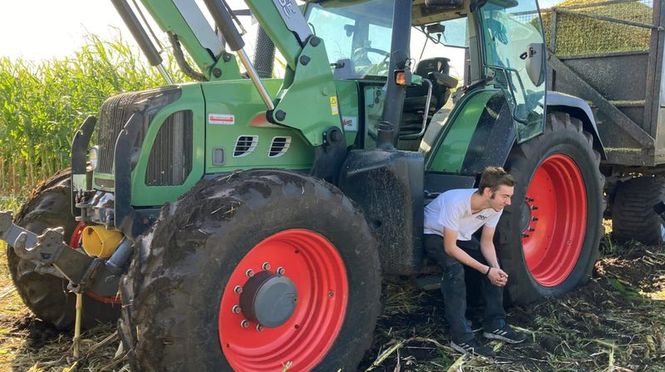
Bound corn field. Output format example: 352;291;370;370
0;34;180;196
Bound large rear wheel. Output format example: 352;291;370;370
119;170;381;371
495;112;604;304
7;170;121;329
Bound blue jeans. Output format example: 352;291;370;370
424;234;506;343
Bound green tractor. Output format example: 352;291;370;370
0;0;606;369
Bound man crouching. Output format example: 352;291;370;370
424;166;526;357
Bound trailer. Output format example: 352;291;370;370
543;0;665;244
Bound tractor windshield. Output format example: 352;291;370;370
305;0;395;80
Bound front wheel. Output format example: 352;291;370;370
495;112;604;304
120;170;382;371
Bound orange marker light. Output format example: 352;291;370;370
395;71;408;86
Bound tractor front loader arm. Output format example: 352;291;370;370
113;0;241;81
0;212;126;297
121;0;341;146
114;0;345;175
213;0;343;147
248;0;343;147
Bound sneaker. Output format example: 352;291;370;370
483;324;527;344
450;338;496;358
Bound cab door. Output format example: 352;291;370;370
424;0;547;179
478;0;547;141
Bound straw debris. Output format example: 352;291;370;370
1;218;664;370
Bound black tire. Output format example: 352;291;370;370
8;169;121;330
495;112;604;304
612;176;665;245
120;170;382;371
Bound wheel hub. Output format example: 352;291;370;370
219;229;348;370
239;270;297;328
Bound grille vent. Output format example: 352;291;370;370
96;87;181;174
269;136;291;158
233;136;259;157
145;110;193;186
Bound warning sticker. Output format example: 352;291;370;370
208;114;235;125
342;116;358;131
330;96;339;116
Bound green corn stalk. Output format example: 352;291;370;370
0;33;187;197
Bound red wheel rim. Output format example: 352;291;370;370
522;154;587;287
219;229;348;371
69;223;122;304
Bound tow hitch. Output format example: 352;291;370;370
0;211;128;296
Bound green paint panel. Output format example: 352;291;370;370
334;80;360;145
132;83;206;206
427;90;497;173
271;39;342;146
202;79;314;174
210;57;241;81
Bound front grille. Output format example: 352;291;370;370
233;136;259;157
269;136;291;157
96;87;181;175
146;111;194;186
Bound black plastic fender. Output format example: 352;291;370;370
547;91;606;159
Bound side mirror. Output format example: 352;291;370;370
522;42;545;86
426;24;445;34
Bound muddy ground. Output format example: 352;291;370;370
0;235;664;371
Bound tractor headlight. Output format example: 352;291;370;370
89;146;99;171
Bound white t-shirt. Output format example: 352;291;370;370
424;188;502;241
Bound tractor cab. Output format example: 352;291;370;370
302;0;546;156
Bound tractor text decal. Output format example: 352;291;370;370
208;114;235;125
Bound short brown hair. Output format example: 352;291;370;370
477;166;514;194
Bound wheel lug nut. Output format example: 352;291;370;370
262;262;271;271
532;217;539;222
246;269;254;277
256;324;263;332
276;267;285;276
232;305;241;314
328;291;334;298
241;320;250;328
522;233;530;238
234;285;242;294
528;228;535;232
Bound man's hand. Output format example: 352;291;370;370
488;267;508;287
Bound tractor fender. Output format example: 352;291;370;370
547;91;606;159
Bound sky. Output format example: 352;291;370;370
0;0;244;61
0;1;130;61
0;0;564;62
